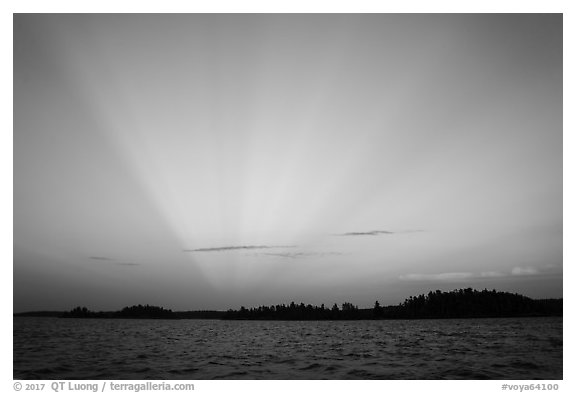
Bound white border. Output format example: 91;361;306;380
4;1;573;392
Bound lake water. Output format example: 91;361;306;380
13;317;562;379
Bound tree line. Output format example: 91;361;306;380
222;289;561;320
57;288;561;320
63;304;179;319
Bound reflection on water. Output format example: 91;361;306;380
13;317;562;379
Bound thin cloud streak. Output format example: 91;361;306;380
400;272;475;282
336;230;424;236
89;256;139;266
260;251;343;259
339;230;394;236
400;267;543;282
511;267;539;276
184;245;296;252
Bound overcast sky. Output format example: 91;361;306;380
14;14;562;312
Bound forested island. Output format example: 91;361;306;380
15;288;562;320
60;304;224;319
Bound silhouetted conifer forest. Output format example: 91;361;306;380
222;289;561;320
19;288;560;320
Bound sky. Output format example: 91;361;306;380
13;14;562;312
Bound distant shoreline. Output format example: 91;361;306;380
13;288;563;321
14;313;563;320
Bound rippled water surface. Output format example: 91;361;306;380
14;317;562;379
